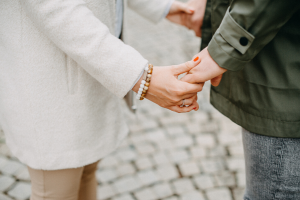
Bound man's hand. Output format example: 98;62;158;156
167;0;207;37
181;48;227;86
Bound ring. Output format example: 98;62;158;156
180;99;185;108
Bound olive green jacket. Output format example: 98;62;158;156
202;0;300;137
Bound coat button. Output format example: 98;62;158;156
240;37;248;46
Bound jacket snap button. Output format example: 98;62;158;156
240;37;248;46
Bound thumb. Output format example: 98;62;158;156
172;56;200;75
211;74;223;86
169;1;194;14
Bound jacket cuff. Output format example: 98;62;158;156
207;8;255;71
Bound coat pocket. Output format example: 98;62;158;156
65;56;78;94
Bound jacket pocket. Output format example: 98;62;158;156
65;56;78;94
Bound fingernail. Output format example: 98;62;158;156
189;9;194;13
193;57;199;62
193;107;197;110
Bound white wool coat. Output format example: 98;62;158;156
0;0;169;170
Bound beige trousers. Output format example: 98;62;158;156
28;161;99;200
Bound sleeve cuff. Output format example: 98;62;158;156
207;8;255;71
162;0;174;19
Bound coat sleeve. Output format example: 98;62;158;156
127;0;173;23
207;0;300;71
21;0;148;99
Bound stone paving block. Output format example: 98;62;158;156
117;148;137;162
137;170;160;186
0;156;8;168
152;182;173;199
233;188;245;200
214;171;236;187
190;146;206;159
168;149;190;164
98;156;119;169
207;146;227;157
140;119;159;130
117;163;136;177
228;144;244;157
218;132;242;146
165;126;186;137
0;175;15;192
15;168;31;181
134;188;157;200
1;160;25;176
185;123;201;135
160;115;189;126
113;193;135;200
114;176;142;194
135;143;156;155
206;187;232;200
193;112;209;123
236;171;246;187
226;157;245;171
180;190;205;200
155;140;174;151
152;152;170;166
162;197;179;200
156;164;179;181
178;161;200;177
0;193;13;200
97;184;116;200
172;178;195;195
0;144;13;158
146;130;167;142
135;157;154;170
96;168;117;183
200;159;225;174
174;136;193;148
130;134;147;145
193;174;215;190
200;122;219;133
7;182;31;200
196;134;216;148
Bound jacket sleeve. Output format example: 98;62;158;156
127;0;172;23
21;0;147;99
207;0;300;71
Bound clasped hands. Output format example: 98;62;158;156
132;48;227;113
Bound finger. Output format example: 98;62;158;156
180;82;204;98
179;3;195;14
177;95;197;106
180;73;203;84
172;56;200;75
211;74;223;86
169;100;199;113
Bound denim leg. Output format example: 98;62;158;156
243;129;300;200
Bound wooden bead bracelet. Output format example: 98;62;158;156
136;64;153;100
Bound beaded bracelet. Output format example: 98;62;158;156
136;64;153;101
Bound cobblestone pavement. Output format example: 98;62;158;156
0;2;246;200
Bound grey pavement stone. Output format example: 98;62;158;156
174;136;194;148
152;152;170;166
134;188;157;200
228;144;244;157
7;182;31;200
233;188;245;200
190;146;206;159
114;176;142;194
1;160;25;176
117;148;137;162
0;175;15;192
0;156;9;168
135;143;156;155
218;133;242;146
206;187;232;200
168;149;190;164
0;193;13;200
97;184;116;200
146;130;167;142
156;164;179;181
113;193;135;200
98;156;119;169
96;168;117;183
165;126;186;137
163;197;179;200
151;182;173;199
200;159;226;174
172;178;195;195
236;171;246;188
180;190;205;200
178;161;200;177
226;157;245;171
193;174;215;190
137;170;160;186
15;168;30;182
135;157;154;170
196;134;216;148
155;140;174;151
207;146;227;157
117;163;136;177
214;171;236;187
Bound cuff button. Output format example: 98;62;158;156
240;37;248;46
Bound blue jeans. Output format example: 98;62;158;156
243;129;300;200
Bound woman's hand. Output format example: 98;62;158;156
166;1;195;27
132;58;203;113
